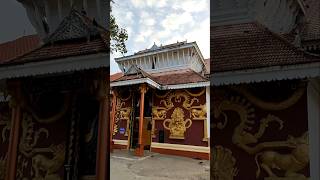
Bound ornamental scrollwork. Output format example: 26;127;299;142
16;112;66;180
159;90;199;110
212;146;238;180
113;95;131;136
231;85;305;111
152;107;167;119
0;155;7;179
19;113;49;158
163;107;192;139
191;105;206;119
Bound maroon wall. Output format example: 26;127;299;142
152;88;208;147
211;81;309;179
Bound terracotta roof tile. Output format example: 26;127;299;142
152;69;208;85
111;68;208;86
211;22;320;73
0;38;107;65
0;35;40;63
110;72;124;82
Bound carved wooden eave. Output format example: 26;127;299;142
211;62;320;86
0;53;109;80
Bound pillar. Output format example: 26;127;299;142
110;90;117;152
307;78;320;180
135;84;148;156
96;77;109;180
206;86;210;143
5;81;22;180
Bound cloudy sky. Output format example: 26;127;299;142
111;0;210;74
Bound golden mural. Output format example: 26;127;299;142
255;132;309;179
154;89;207;140
0;109;10;179
163;107;192;139
213;87;310;179
16;112;66;180
231;85;305;111
113;95;131;136
212;146;238;180
0;155;7;179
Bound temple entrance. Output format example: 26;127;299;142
128;87;152;152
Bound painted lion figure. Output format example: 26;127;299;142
32;144;65;180
152;107;167;119
191;105;206;119
255;132;309;178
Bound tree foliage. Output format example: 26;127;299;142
110;1;128;54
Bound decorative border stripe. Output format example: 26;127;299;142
113;139;128;146
151;142;210;153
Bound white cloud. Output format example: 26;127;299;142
140;12;156;26
130;0;145;8
131;0;167;8
161;12;194;31
172;0;209;13
111;0;210;73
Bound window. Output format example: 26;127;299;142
152;57;156;69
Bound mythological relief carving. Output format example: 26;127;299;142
213;96;290;155
0;112;11;142
154;89;207;139
163;108;192;139
0;155;7;179
0;106;10;178
213;88;310;179
19;113;49;157
231;85;305;111
113;92;132;136
191;105;206;119
159;90;200;110
212;146;238;180
32;144;66;180
255;132;309;179
16;112;66;180
152;107;167;119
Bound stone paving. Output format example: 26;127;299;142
110;149;210;180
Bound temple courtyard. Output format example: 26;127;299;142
110;150;210;180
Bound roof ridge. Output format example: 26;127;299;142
253;21;319;58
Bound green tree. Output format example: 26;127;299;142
110;1;128;54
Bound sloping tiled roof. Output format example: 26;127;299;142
152;69;208;85
0;35;40;63
0;10;108;66
211;22;320;73
112;68;208;86
2;38;107;65
114;65;157;82
302;0;320;41
110;72;124;82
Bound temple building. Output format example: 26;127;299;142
211;0;320;179
0;0;109;179
110;41;210;159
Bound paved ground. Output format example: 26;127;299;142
110;149;210;180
